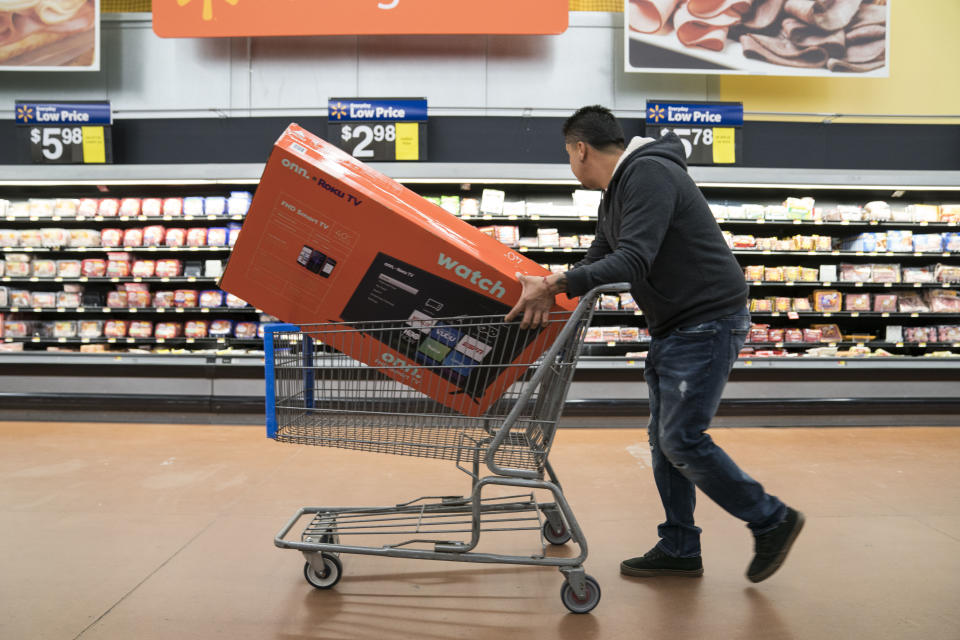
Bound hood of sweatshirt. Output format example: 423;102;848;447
609;133;688;187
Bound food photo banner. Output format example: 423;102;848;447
0;0;100;71
625;0;889;76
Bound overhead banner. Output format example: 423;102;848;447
625;0;889;77
153;0;568;37
0;0;100;71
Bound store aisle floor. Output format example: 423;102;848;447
1;421;958;640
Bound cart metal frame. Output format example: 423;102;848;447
266;283;628;613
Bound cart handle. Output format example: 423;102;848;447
484;282;632;479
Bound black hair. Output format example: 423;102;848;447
563;105;625;152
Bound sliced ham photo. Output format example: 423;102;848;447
629;0;888;74
0;0;96;68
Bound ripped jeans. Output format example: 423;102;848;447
645;307;786;558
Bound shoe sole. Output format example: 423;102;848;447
620;563;703;578
747;510;806;583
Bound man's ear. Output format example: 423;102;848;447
577;141;588;162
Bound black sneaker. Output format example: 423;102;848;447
747;507;805;583
620;547;703;577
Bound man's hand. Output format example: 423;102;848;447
505;272;566;329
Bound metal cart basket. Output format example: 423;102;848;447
266;283;628;614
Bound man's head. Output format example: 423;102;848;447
563;105;626;190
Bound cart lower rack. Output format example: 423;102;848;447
266;283;628;614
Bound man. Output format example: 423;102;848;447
505;105;803;583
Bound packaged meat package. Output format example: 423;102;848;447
813;290;842;312
767;328;785;343
6;258;30;277
927;290;960;313
154;322;182;339
162;198;183;217
600;294;619;311
0;229;17;246
53;321;77;338
127;290;152;308
153;290;175;308
944;233;960;253
0;262;4;278
7;202;29;218
122;282;148;292
732;235;755;249
0;286;6;306
907;204;939;223
886;230;913;253
209;319;233;337
938;325;960;343
842;233;877;252
128;321;154;338
78;320;104;338
122;228;144;247
863;201;891;221
619;327;640;342
936;264;960;283
579;234;595;248
31;259;56;278
131;260;156;278
845;293;871;311
940;205;960;224
174;289;198;307
792;297;812;312
584;327;604;343
69;229;100;247
206;227;228;246
119;198;141;217
205;196;227;217
619;293;639;311
902;266;934;283
748;324;769;343
106;291;129;308
77;198;99;217
142;198;163;217
100;228;123;248
41;228;68;248
155;259;182;278
199;290;224;308
897;293;929;313
143;226;166;246
104;320;128;338
57;291;81;308
744;265;765;281
165;228;186;247
257;324;266;339
54;199;79;218
184;320;209;338
785;328;804;343
29;199;55;217
227;192;252;216
803;328;823;343
813;324;843;342
186;228;207;247
749;299;772;312
764;205;788;220
773;297;792;313
3;321;31;337
871;264;901;283
204;260;223;278
873;294;898;313
904;326;937;343
764;267;784;282
98;199;120;217
106;259;131;278
840;263;872;282
81;259;107;277
913;234;943;253
183;197;205;217
224;293;247;308
19;229;43;247
29;291;54;307
800;267;819;282
782;266;801;282
755;237;778;251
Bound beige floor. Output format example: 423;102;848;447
1;422;958;640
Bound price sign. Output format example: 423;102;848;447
328;98;427;162
646;101;742;165
16;101;112;164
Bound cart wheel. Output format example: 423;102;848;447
543;520;572;545
560;575;601;614
303;554;342;590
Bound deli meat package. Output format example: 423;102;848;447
220;123;576;417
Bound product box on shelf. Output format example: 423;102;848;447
220;123;575;416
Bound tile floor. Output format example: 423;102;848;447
1;422;958;640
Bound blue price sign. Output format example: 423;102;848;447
646;101;742;165
16;101;112;164
328;98;427;161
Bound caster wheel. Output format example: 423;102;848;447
303;554;343;590
560;575;601;614
543;519;572;545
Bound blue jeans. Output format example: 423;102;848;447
645;307;786;558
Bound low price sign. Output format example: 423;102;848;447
328;98;427;162
645;101;742;165
15;101;113;164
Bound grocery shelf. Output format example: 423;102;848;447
1;276;219;284
1;336;261;346
1;246;233;253
0;306;253;314
2;214;246;224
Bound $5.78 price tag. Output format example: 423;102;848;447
26;125;110;164
659;126;737;165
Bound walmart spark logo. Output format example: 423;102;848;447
329;102;348;120
176;0;239;21
647;104;666;124
15;105;34;124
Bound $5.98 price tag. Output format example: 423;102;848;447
29;126;106;163
16;101;112;165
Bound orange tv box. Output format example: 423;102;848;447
220;123;575;416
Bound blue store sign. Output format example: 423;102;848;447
646;101;743;127
328;98;427;122
15;101;112;126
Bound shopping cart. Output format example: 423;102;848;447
266;283;629;614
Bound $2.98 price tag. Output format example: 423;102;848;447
331;121;423;162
